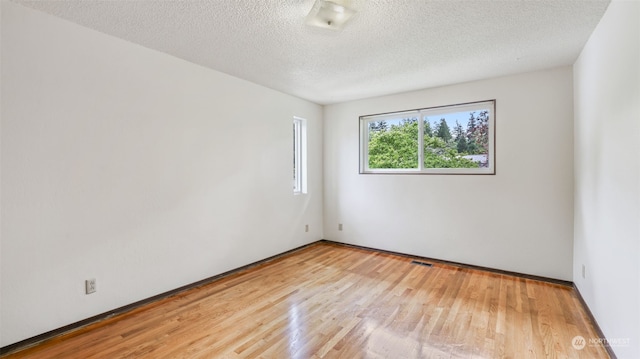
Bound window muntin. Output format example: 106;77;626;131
360;100;495;174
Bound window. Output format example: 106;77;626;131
360;100;495;175
293;117;307;193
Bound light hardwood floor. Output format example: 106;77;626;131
2;242;609;358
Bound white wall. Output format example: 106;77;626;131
0;2;323;346
573;1;640;357
324;67;575;281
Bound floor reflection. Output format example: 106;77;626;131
286;301;306;359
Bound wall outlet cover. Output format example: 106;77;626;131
85;279;96;294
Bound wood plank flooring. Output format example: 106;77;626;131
2;242;609;358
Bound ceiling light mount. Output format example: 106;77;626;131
305;0;356;31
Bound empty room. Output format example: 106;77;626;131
1;0;638;358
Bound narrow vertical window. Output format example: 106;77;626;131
293;117;306;194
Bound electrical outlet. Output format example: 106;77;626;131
86;278;96;294
305;224;309;232
582;265;586;279
338;223;343;231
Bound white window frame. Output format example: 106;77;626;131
359;100;495;175
293;117;307;194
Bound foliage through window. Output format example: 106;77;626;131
360;100;495;174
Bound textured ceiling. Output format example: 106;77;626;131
14;0;610;105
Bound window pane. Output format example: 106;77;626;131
367;116;419;169
293;117;306;193
423;109;490;169
293;119;302;193
293;122;297;187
